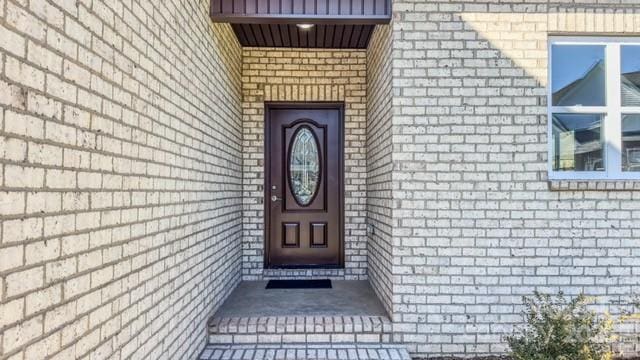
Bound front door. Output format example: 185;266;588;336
266;104;343;268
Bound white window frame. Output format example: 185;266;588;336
548;36;640;180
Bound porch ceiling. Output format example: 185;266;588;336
210;0;391;49
230;23;375;48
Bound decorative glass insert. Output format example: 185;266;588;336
552;113;604;171
551;45;606;106
621;46;640;107
289;127;320;206
622;114;640;172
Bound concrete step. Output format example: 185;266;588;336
198;343;411;360
208;315;393;344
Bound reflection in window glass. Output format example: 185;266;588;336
621;46;640;107
622;114;640;172
552;45;606;106
552;114;604;171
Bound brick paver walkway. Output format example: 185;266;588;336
198;344;411;360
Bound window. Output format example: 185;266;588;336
548;37;640;180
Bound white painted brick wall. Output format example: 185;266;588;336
390;0;640;357
0;0;243;359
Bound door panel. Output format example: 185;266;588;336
266;105;343;267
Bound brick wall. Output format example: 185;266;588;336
241;48;368;280
0;0;243;359
366;25;395;316
391;0;640;357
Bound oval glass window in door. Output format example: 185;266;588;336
289;127;320;206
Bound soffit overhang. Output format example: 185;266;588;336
210;0;391;49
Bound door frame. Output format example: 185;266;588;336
263;102;345;269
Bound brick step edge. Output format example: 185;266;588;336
199;343;411;360
208;332;392;344
208;315;392;335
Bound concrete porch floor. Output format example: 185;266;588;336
213;281;388;318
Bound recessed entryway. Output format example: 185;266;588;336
265;103;344;268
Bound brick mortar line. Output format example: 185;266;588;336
0;206;243;255
0;99;243;182
162;0;243;102
0;91;244;173
0;201;242;248
209;329;391;336
0;162;243;192
127;257;242;360
3;221;243;359
547;3;640;10
0;187;242;195
127;0;244;135
110;0;243;121
0;191;242;220
123;239;241;358
1;2;244;163
32;253;241;360
0;194;242;221
202;342;405;348
0;175;243;193
0;187;242;215
0;203;242;290
0;127;243;178
210;315;391;326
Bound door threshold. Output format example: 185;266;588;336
265;265;343;269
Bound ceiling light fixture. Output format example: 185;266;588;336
296;24;314;30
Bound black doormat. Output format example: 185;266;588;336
265;279;332;289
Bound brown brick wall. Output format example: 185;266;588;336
0;0;243;359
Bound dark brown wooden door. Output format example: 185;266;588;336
266;104;343;268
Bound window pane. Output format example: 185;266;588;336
289;127;320;205
621;45;640;107
622;114;640;172
552;45;606;106
552;113;604;171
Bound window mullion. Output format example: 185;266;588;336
606;43;622;177
549;106;608;113
620;106;640;114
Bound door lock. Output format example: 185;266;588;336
271;195;282;202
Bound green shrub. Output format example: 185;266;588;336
507;292;614;360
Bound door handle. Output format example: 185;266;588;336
271;195;282;202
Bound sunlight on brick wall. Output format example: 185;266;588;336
459;8;640;87
391;0;640;357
